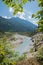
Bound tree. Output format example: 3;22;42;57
2;0;34;14
32;0;43;32
0;35;17;65
0;32;27;65
2;0;28;14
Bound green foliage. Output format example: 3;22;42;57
37;0;43;7
36;46;43;64
32;0;43;32
18;54;26;61
0;36;17;65
30;48;34;53
31;0;43;32
2;0;43;32
2;0;28;14
2;0;34;15
0;32;27;65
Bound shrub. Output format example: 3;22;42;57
30;48;34;53
36;46;43;65
0;36;17;65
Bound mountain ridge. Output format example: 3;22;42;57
0;16;37;32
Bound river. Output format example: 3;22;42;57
14;34;34;54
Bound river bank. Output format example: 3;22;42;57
7;33;34;54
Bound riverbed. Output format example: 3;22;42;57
14;34;34;54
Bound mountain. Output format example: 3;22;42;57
0;16;37;32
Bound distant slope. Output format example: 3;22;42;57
0;16;37;32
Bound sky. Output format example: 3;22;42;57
0;0;40;25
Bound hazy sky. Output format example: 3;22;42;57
0;0;40;24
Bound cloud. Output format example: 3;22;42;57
14;12;32;20
16;11;32;20
28;16;31;19
2;16;8;18
14;12;26;20
2;16;11;19
9;7;32;20
17;12;26;20
9;8;14;13
9;7;27;20
9;7;37;25
32;20;38;25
